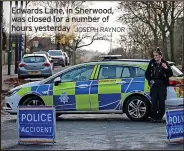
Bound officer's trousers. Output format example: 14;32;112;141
150;84;167;120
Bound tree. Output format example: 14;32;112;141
119;2;161;48
118;2;162;59
2;29;6;50
67;33;104;65
118;1;183;61
2;18;7;50
37;1;108;65
128;22;155;58
174;17;183;65
150;1;183;62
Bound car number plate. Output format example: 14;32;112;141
28;71;41;75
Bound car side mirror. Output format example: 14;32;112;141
54;77;61;86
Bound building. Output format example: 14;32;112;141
27;37;53;52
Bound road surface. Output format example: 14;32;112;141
1;114;183;150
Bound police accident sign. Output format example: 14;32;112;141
17;106;56;143
165;107;184;143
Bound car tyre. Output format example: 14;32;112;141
22;96;45;106
56;113;62;117
125;96;150;121
18;75;24;79
62;63;65;67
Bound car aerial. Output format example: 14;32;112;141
63;52;70;65
4;55;184;121
18;54;53;79
48;50;66;67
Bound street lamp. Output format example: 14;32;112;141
0;1;3;107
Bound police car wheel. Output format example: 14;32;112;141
56;113;62;117
22;96;44;106
125;96;150;121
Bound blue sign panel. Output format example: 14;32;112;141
165;107;184;144
17;106;56;144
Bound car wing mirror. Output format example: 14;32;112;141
54;77;61;86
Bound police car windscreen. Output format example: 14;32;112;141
23;56;46;63
170;65;183;77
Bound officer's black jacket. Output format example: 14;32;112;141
145;58;173;86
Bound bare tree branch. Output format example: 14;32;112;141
77;34;97;49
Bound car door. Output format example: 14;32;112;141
52;65;95;111
121;66;149;119
121;66;146;94
90;65;124;111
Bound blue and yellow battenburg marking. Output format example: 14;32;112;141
16;63;153;111
16;78;151;111
14;62;182;113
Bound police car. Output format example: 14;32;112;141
4;55;184;121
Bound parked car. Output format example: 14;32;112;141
4;55;183;121
33;51;54;69
33;51;53;63
48;50;65;67
63;52;70;65
18;54;53;79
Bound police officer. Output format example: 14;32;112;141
145;48;173;122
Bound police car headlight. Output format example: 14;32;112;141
7;89;20;97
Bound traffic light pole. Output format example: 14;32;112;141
8;1;12;75
0;1;3;106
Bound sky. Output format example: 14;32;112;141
3;1;128;54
